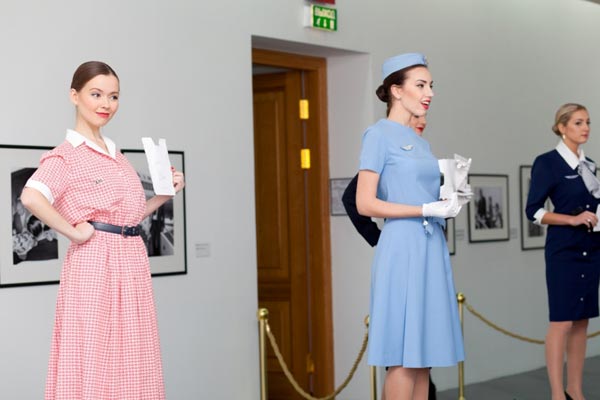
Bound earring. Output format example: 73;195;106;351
562;134;566;140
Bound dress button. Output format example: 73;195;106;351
581;297;585;302
586;204;590;209
582;274;585;278
583;251;588;256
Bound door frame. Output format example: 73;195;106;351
252;48;334;396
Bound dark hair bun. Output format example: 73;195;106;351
71;61;118;92
375;85;389;103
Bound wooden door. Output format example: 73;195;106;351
253;71;309;400
253;48;334;399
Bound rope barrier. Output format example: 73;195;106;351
259;295;600;400
264;318;369;400
464;300;600;344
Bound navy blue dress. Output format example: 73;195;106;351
526;149;600;321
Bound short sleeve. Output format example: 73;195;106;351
359;127;387;174
26;152;70;204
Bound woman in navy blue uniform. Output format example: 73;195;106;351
526;103;599;400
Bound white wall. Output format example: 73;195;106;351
1;0;600;399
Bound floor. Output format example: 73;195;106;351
437;355;600;400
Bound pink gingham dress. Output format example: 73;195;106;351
27;130;165;400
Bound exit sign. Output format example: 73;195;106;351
305;4;337;32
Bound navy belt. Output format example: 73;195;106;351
88;221;141;237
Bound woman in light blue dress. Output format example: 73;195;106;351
356;53;465;399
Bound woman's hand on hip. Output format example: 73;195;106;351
72;222;95;244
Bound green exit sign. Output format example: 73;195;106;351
307;4;337;31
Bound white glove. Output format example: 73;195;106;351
422;193;462;219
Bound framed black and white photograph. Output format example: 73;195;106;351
330;177;352;216
122;149;187;276
444;217;456;255
519;165;551;250
1;145;67;287
467;174;510;243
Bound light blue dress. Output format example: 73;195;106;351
360;119;464;368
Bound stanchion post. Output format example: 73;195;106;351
258;308;269;400
457;293;466;400
365;315;377;400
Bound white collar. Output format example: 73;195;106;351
66;129;116;159
555;140;585;169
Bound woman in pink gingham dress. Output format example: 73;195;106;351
21;61;185;400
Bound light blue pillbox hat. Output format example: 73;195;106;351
381;53;428;81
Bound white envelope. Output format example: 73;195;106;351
141;137;175;196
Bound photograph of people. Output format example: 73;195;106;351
355;53;465;399
525;103;598;400
12;168;59;265
474;187;504;229
20;61;185;400
136;171;175;257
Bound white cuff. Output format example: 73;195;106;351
24;179;54;204
533;208;547;225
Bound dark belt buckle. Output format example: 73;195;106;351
121;225;138;237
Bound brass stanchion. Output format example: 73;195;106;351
370;365;377;400
365;315;377;400
457;293;466;400
258;308;269;400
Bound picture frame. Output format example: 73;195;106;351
519;165;550;250
121;149;187;276
444;218;456;255
467;174;510;243
1;144;66;288
329;177;352;216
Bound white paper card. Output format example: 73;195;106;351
438;154;473;206
594;204;600;232
141;137;175;196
